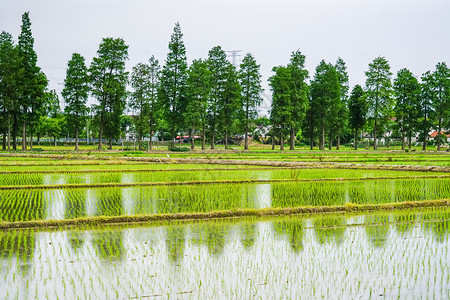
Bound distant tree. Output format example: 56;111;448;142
159;22;188;148
310;60;340;150
219;63;241;149
238;53;263;150
432;62;450;151
17;12;48;150
90;37;129;150
334;57;349;149
393;68;421;150
287;50;309;150
146;56;161;150
365;56;393;150
418;71;435;150
0;31;20;150
62;53;90;150
185;59;210;150
348;85;367;150
269;66;293;150
207;46;228;150
130;62;151;149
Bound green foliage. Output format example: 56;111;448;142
160;23;188;146
393;68;421;149
348;85;367;149
90;37;129;149
239;53;263;149
169;146;190;152
62;53;90;149
365;56;393;150
310;60;341;150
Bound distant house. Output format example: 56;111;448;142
430;131;450;142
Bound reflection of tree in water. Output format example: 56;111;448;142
165;226;186;264
272;218;305;253
239;223;257;250
92;228;124;263
96;188;123;217
364;215;390;248
313;215;346;246
64;189;86;219
422;210;450;243
191;222;229;257
0;229;35;276
68;230;85;253
0;190;47;222
393;213;416;237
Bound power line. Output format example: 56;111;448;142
227;50;242;67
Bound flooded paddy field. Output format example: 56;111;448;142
1;176;450;222
1;208;449;299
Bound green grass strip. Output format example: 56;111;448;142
1;199;448;230
1;174;450;190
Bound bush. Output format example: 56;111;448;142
169;146;190;152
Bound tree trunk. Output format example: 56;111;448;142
12;113;17;151
98;123;103;150
272;131;275;150
320;122;325;151
149;126;153;151
75;126;79;151
29;127;33;151
354;129;358;150
54;136;57;146
224;129;228;150
138;132;143;150
109;138;113;150
336;135;340;150
373;120;378;150
328;131;332;150
408;134;412;149
244;121;249;150
437;118;442;151
201;124;205;150
401;133;405;151
7;116;11;150
422;116;427;151
190;128;195;150
210;124;215;150
22;121;26;151
280;131;284;151
289;125;295;150
2;108;6;150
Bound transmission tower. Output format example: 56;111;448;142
227;50;242;67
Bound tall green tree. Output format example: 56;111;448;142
269;66;293;150
287;50;309;150
219;63;241;149
419;71;435;150
185;59;210;150
310;60;340;150
146;56;161;150
334;57;349;149
159;22;188;148
238;53;263;150
90;37;129;150
62;53;90;150
365;56;393;150
432;62;450;151
130;62;151;149
207;46;228;149
0;31;20;150
17;12;48;151
348;85;367;150
393;68;421;150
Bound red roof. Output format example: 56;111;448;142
430;131;450;138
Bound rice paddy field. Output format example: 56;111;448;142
0;150;449;298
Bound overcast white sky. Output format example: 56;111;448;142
1;0;449;113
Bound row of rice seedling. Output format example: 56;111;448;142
0;207;448;299
1;178;450;222
2;168;448;187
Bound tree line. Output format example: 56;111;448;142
1;13;449;151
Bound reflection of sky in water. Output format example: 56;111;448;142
1;209;448;299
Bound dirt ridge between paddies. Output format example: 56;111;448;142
122;157;450;173
2;175;450;190
1;199;449;230
0;167;285;174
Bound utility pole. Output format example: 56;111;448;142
227;50;242;67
